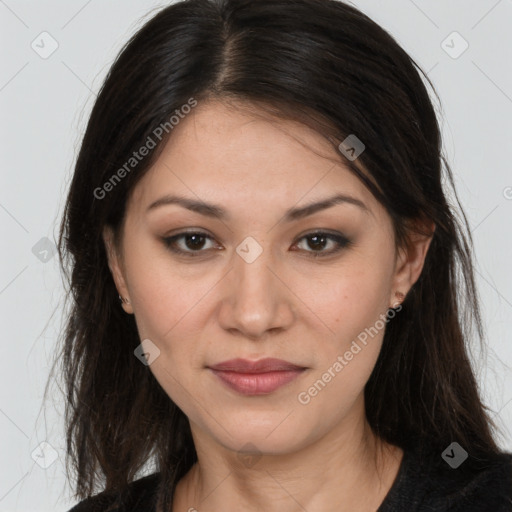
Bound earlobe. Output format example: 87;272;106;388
102;226;133;314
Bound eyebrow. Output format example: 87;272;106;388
146;193;370;221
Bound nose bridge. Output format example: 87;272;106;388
233;235;276;305
217;234;294;337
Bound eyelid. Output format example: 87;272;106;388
161;229;352;258
291;231;352;258
162;229;220;256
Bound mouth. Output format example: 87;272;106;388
207;358;307;395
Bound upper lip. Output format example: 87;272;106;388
208;358;305;373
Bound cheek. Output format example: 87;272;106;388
296;284;388;419
296;263;390;342
125;258;209;414
123;242;212;339
293;262;391;399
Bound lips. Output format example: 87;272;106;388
208;358;307;395
209;357;305;373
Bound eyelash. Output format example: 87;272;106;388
161;230;352;259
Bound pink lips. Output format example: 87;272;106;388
208;358;306;395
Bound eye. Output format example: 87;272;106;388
292;231;352;258
162;230;352;258
162;231;218;257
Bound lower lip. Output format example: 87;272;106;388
210;369;305;395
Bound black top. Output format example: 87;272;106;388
68;446;512;511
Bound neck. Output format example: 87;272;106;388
170;399;404;512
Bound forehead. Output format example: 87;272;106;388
126;100;382;222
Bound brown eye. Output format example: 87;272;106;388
163;231;217;256
292;232;352;258
162;230;352;259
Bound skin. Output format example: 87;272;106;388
103;99;434;512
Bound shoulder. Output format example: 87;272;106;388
381;447;512;512
419;448;512;511
67;472;160;512
440;450;512;511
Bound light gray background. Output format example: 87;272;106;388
1;0;511;510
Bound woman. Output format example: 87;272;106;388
57;0;512;510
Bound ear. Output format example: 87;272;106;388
389;220;435;308
103;225;133;314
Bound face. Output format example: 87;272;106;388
104;100;431;457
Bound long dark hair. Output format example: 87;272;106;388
52;0;503;509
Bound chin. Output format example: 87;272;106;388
201;411;316;457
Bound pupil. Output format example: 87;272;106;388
309;235;326;250
186;234;205;250
183;234;328;252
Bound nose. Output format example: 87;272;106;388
217;241;295;340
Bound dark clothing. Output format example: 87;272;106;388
377;447;512;511
68;446;512;511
